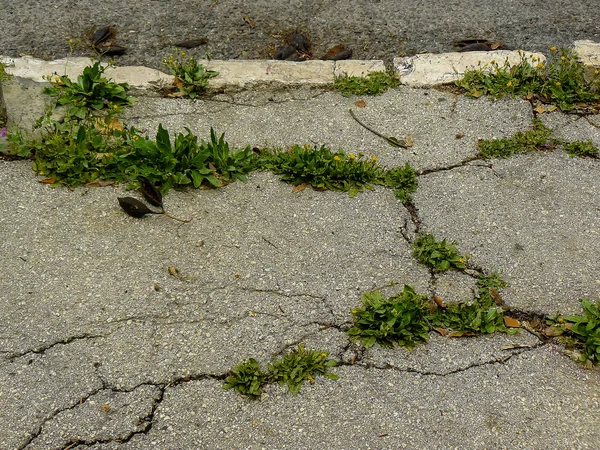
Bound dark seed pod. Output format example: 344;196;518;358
290;31;311;54
138;176;164;209
273;45;296;60
174;38;208;48
98;44;127;56
91;27;112;46
118;197;160;218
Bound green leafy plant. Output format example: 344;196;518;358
0;60;12;82
268;345;339;396
563;299;600;365
257;145;386;197
222;358;266;400
385;162;418;202
163;50;218;98
348;286;431;349
456;48;600;111
223;346;339;399
412;234;467;272
43;61;135;119
333;70;401;97
564;140;599;158
477;117;555;159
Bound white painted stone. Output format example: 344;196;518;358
572;40;600;83
394;50;546;87
1;56;96;83
199;59;335;88
333;60;386;77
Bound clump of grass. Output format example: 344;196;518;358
333;70;401;96
456;48;600;111
385;162;418;203
223;345;338;399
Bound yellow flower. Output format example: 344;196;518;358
560;56;566;61
133;135;139;141
320;353;327;357
181;52;186;57
348;153;355;159
550;46;557;51
458;258;465;263
537;62;544;69
333;155;341;161
68;39;73;45
595;69;599;75
555;81;561;86
371;157;378;162
507;81;512;87
490;60;495;65
351;309;358;314
113;105;118;109
304;143;310;149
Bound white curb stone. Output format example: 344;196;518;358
572;40;600;83
394;50;546;87
334;60;387;77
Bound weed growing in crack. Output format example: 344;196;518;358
546;299;600;366
412;234;467;272
256;144;418;198
163;50;218;98
563;140;599;158
333;70;401;97
455;48;600;112
222;358;266;400
348;281;517;349
348;286;431;349
384;162;418;203
43;61;136;119
223;345;338;399
477;118;555;159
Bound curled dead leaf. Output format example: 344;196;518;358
292;183;309;193
433;327;449;336
503;316;521;328
489;287;504;306
354;100;366;108
168;266;179;277
405;135;414;147
534;104;546;114
39;178;56;184
433;296;446;309
99;403;111;412
243;14;255;29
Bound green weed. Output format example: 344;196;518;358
257;145;385;197
456;48;600;112
477;118;555;159
412;234;467;272
563;299;600;365
333;70;401;97
348;286;431;349
43;61;135;119
163;50;218;98
564;140;599;158
223;346;338;399
384;162;418;203
222;358;266;400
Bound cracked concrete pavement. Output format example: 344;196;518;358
1;70;600;449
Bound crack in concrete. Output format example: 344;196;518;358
342;341;548;377
5;333;108;361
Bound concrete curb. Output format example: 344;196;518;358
1;40;599;90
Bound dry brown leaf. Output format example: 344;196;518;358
86;180;114;187
405;135;414;147
99;403;111;412
500;344;532;350
489;287;504;306
354;100;366;108
503;316;521;328
455;133;465;139
168;266;179;277
543;326;565;337
490;42;503;50
312;186;328;191
243;14;255;28
433;327;449;336
534;104;546;114
448;331;477;338
39;178;56;184
292;183;309;193
95;117;124;134
433;296;446;308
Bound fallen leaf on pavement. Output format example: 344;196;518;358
433;296;446;308
39;178;56;184
354;100;366;108
405;135;414;147
99;403;111;412
534;104;546;114
433;327;450;336
543;326;565;337
292;183;309;193
243;15;255;29
503;316;521;328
